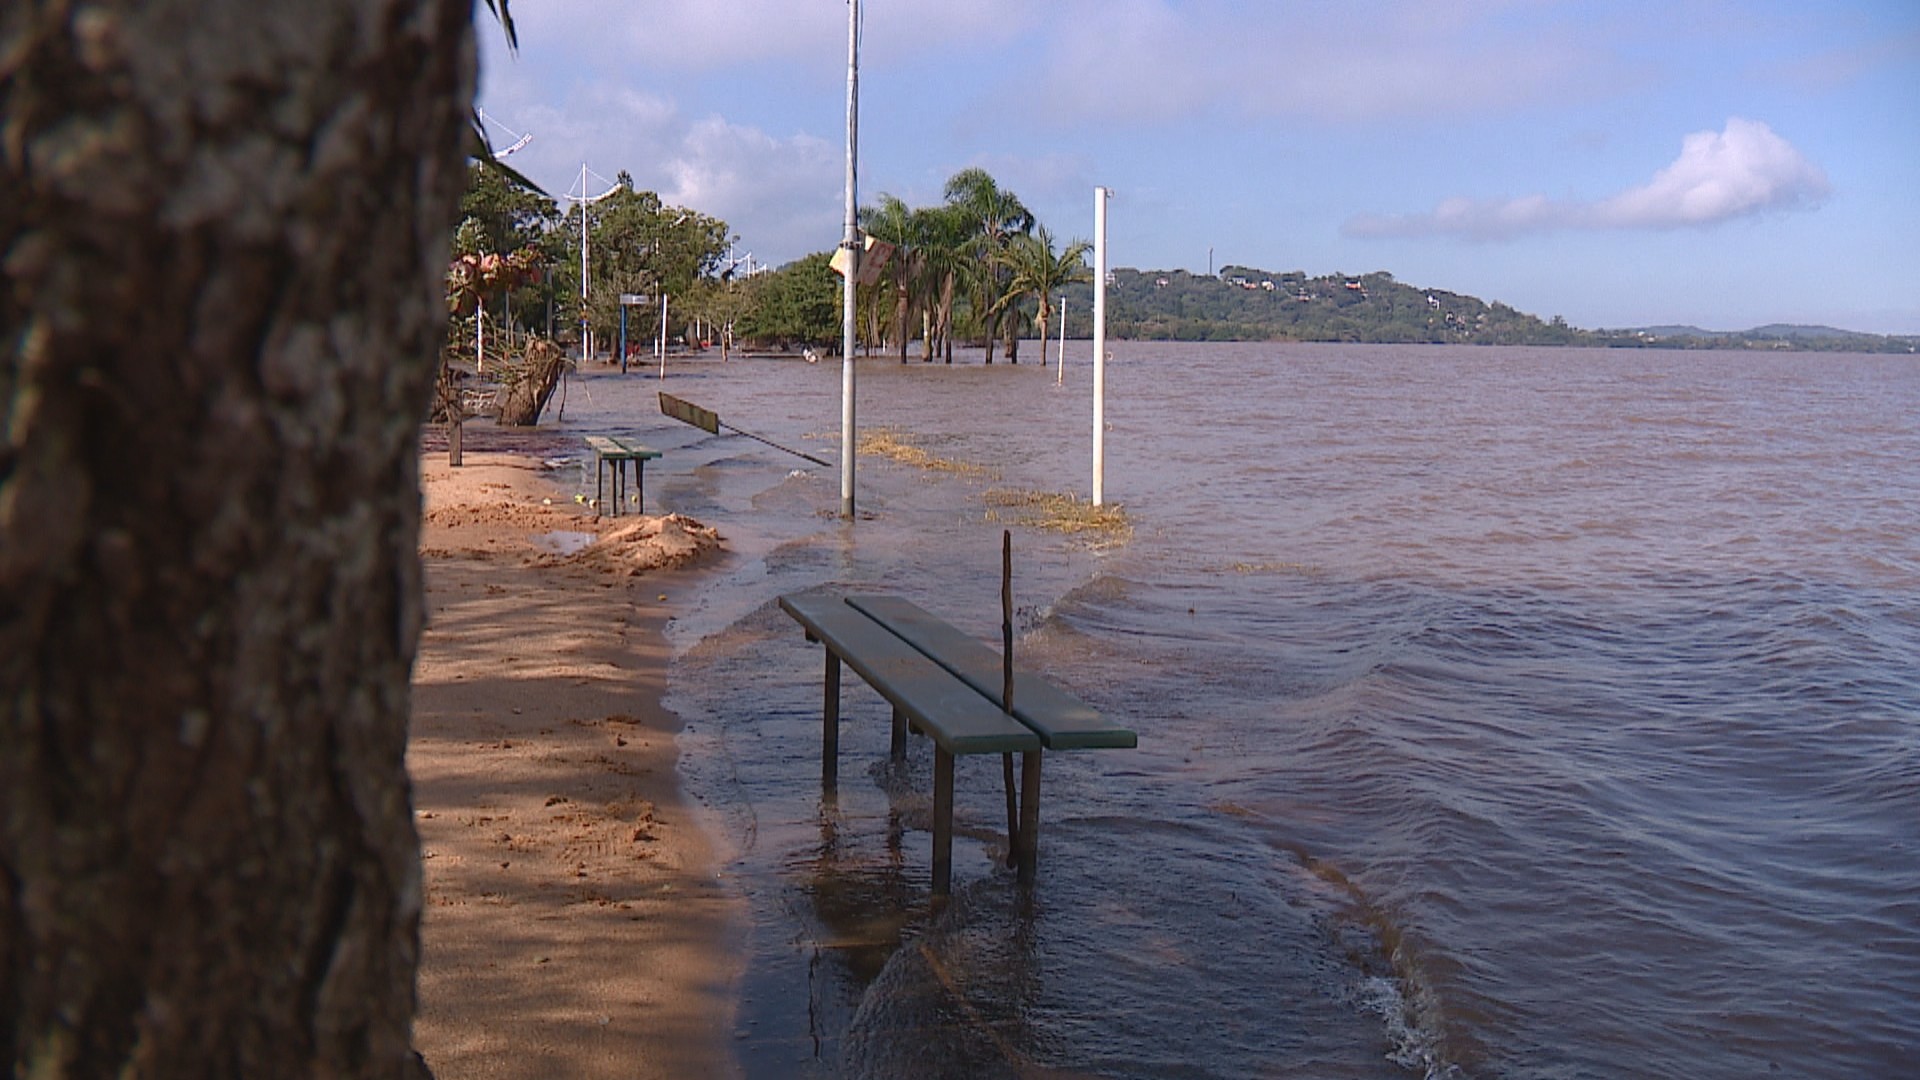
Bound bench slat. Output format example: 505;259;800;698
586;435;662;461
780;592;1038;756
846;595;1137;750
608;436;662;460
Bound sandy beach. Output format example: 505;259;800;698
407;451;740;1079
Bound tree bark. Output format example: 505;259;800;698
2;1;473;1076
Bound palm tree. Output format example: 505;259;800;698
914;203;972;362
859;193;919;362
992;226;1091;370
943;168;1033;363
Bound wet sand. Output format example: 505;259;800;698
408;451;740;1079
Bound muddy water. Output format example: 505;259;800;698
546;343;1918;1079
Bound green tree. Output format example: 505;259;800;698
553;177;729;356
914;203;973;363
457;160;557;257
991;226;1091;368
859;194;920;363
943;168;1033;363
741;253;840;349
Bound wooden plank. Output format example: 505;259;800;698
608;435;663;460
779;592;1038;757
846;595;1137;751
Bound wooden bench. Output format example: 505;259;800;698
846;595;1138;751
779;589;1135;896
584;435;662;516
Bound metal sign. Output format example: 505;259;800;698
659;392;719;435
658;392;830;467
619;293;651;306
828;234;895;287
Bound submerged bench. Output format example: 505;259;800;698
584;435;662;516
779;589;1135;895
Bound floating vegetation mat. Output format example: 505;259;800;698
857;428;997;478
984;488;1132;541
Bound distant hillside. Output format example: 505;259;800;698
1052;266;1918;353
1618;323;1911;351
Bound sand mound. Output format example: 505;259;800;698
539;513;723;576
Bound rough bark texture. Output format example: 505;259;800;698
1;1;473;1075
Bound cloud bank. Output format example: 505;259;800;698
1345;119;1832;240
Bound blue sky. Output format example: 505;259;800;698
477;1;1920;335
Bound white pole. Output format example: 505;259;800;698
1056;295;1066;386
840;0;860;518
1092;186;1109;506
658;293;669;378
476;295;486;375
579;163;590;361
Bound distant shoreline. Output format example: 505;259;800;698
1051;268;1919;353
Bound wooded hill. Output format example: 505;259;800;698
1052;266;1917;353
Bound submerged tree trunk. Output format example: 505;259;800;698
1;1;473;1075
1034;294;1051;369
495;339;569;426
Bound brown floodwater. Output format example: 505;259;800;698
546;343;1917;1079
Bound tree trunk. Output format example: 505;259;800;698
495;339;569;426
894;281;909;364
1035;296;1051;369
2;2;473;1076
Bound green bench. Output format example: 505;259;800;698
846;595;1138;751
584;435;662;515
779;589;1135;896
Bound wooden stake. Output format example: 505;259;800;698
1002;530;1014;714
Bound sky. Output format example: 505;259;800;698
476;1;1920;335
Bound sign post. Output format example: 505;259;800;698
618;293;649;375
839;0;861;518
1093;186;1109;506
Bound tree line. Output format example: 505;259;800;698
1059;265;1918;353
448;163;1091;363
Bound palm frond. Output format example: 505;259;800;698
480;0;518;51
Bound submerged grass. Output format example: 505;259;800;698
857;428;997;478
983;488;1131;541
850;427;1129;544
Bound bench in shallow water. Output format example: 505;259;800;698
778;589;1136;896
583;434;661;515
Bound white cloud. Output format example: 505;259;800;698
478;72;843;265
1020;0;1630;127
1345;119;1832;240
1592;119;1833;228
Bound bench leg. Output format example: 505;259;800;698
1016;751;1042;885
932;747;954;896
595;455;605;512
822;651;840;790
1002;752;1019;865
636;458;646;514
890;707;907;760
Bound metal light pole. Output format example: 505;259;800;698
580;164;590;358
1092;186;1109;506
562;164;620;362
840;0;861;519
